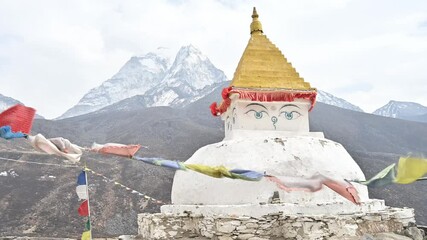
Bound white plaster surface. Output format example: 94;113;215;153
161;200;386;217
171;133;370;206
223;99;311;138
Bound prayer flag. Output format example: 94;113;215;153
134;157;186;170
49;137;83;155
81;230;91;240
185;164;235;178
85;218;91;231
77;171;86;185
0;125;26;140
394;157;427;184
0;104;35;134
352;164;396;187
28;134;82;163
265;174;360;204
229;169;264;181
78;200;89;216
322;180;360;204
76;185;88;200
91;143;141;158
185;164;263;181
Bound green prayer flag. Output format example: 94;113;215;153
354;164;396;187
85;218;91;231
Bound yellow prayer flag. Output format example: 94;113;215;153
185;164;232;178
81;230;91;240
394;157;427;184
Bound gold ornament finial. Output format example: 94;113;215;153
250;7;263;34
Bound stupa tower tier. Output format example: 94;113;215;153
138;8;416;239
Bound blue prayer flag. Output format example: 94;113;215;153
77;171;86;185
0;125;26;140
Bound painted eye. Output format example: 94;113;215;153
245;110;268;119
280;111;302;120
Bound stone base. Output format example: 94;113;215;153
137;205;416;239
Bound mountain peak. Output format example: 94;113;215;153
373;100;427;119
59;45;227;119
174;45;208;65
164;45;226;90
316;90;364;112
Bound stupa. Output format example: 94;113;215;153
138;8;416;239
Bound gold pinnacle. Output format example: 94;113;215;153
230;7;314;91
250;7;263;34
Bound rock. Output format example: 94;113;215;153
246;223;258;229
374;232;412;240
248;237;269;240
361;234;375;240
168;231;178;237
217;223;236;233
218;236;234;240
236;233;255;240
404;227;424;240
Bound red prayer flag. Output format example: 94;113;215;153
78;200;89;216
323;180;361;205
0;104;36;134
91;143;141;158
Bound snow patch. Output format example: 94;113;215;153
151;90;179;107
0;169;19;177
317;90;364;112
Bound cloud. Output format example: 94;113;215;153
0;0;426;118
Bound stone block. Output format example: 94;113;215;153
236;233;255;240
218;236;234;240
246;222;258;229
239;228;256;234
374;232;412;240
167;231;177;237
404;227;424;240
218;223;236;233
236;225;247;231
229;220;242;226
248;237;269;240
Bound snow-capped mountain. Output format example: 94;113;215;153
0;93;22;111
373;100;427;120
316;90;364;112
59;48;172;119
0;93;44;119
59;45;227;119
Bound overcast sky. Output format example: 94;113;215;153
0;0;426;119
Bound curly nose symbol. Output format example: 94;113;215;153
271;116;278;129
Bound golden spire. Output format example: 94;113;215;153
250;7;263;34
230;7;314;91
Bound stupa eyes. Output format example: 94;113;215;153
244;103;303;121
278;104;302;120
280;111;302;120
245;109;269;119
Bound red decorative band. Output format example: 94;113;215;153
210;87;317;116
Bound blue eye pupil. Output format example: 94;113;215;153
255;111;263;119
285;112;293;120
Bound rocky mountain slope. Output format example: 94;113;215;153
373;100;427;123
59;45;227;119
1;96;426;237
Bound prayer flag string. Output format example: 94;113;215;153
1;104;426;206
85;167;164;204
